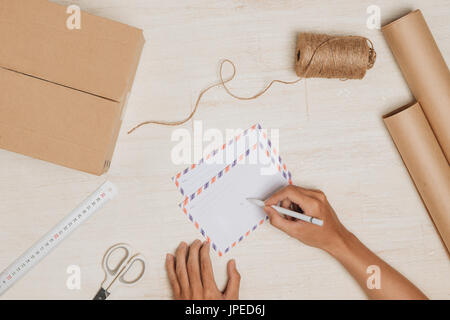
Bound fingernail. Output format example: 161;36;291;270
166;253;172;260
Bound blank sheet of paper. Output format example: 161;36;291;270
173;124;293;255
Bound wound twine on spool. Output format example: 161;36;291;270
128;33;376;134
295;33;376;79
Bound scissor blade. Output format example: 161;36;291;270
93;287;110;300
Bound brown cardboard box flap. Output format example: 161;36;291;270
0;67;120;175
0;0;145;102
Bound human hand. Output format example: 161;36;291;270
264;185;350;254
165;240;241;300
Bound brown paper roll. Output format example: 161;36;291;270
384;102;450;252
382;10;450;162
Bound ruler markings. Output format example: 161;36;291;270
0;181;118;296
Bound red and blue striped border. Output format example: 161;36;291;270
174;124;293;256
172;124;292;196
172;124;261;195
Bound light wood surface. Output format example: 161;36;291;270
0;0;449;300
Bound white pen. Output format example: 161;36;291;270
247;198;324;226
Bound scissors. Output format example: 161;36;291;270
93;243;146;300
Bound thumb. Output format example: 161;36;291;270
264;206;295;235
224;259;241;300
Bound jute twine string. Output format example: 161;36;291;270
128;34;376;134
296;34;376;79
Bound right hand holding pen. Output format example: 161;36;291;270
264;185;428;300
264;185;350;254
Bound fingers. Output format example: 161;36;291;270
264;206;298;235
187;240;203;298
169;241;242;300
224;259;241;300
200;241;219;292
281;199;295;221
165;253;181;299
265;185;323;213
175;242;190;298
280;198;292;209
294;186;328;202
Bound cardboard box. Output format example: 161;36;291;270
0;0;145;175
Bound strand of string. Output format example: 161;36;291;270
127;60;301;134
127;36;374;134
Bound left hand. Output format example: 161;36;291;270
165;240;241;300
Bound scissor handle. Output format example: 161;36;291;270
117;254;146;286
102;243;132;276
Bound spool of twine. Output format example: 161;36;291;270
295;33;376;79
128;33;376;134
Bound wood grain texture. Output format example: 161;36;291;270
0;0;449;300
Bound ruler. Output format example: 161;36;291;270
0;181;118;296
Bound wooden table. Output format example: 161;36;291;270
0;0;449;299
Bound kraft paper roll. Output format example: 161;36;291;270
384;102;450;252
382;10;450;163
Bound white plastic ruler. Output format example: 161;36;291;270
0;181;118;296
